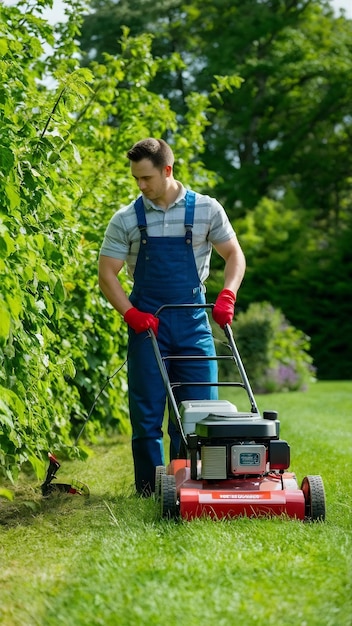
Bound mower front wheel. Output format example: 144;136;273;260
155;465;166;502
160;474;178;519
301;475;326;522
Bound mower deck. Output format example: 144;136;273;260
160;460;306;520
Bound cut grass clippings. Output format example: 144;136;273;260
0;381;351;626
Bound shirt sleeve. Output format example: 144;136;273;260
99;205;136;260
207;197;236;244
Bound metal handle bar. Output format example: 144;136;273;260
154;303;214;318
148;328;188;449
148;317;260;449
223;323;259;414
152;306;257;408
162;355;234;361
169;381;245;387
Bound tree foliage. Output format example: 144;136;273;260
79;0;352;379
79;0;352;214
0;0;231;480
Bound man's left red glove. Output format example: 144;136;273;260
212;289;236;328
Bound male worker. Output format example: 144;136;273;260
98;138;246;495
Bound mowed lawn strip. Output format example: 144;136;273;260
0;381;351;626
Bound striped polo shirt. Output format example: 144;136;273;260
100;183;236;283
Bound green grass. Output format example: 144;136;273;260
1;381;351;626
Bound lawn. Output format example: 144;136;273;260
0;381;351;626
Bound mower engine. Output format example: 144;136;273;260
179;400;291;481
201;443;268;479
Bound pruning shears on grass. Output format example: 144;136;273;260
41;352;128;498
41;452;90;497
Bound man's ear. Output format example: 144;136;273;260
164;165;172;177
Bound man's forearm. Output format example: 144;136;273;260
98;272;133;316
223;247;246;295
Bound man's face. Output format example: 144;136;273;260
130;158;170;203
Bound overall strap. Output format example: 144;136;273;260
134;196;148;244
134;191;196;244
184;190;195;244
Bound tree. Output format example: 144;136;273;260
79;0;352;378
231;195;352;379
79;1;352;212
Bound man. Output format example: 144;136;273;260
98;138;246;495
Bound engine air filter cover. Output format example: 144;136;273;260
201;446;227;479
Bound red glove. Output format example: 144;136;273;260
212;289;236;328
124;307;159;335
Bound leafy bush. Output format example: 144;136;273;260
214;302;315;393
236;302;315;393
0;2;132;481
0;1;242;482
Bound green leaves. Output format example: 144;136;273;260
0;487;13;500
0;0;222;481
0;301;11;345
0;146;15;175
0;2;117;479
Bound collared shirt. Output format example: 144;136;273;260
99;183;236;283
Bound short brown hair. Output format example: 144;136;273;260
127;138;174;169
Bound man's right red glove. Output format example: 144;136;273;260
124;307;159;335
212;289;236;328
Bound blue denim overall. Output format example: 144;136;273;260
128;191;218;494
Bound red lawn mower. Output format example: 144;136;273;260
150;304;325;522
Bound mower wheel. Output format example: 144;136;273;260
301;475;326;522
155;465;166;502
160;474;178;519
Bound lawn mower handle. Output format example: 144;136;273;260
153;306;257;411
148;304;259;448
150;303;215;446
154;303;214;317
148;327;188;450
223;323;259;414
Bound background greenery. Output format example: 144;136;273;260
0;381;351;625
0;0;351;480
80;0;352;379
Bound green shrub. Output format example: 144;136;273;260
0;1;241;481
214;302;315;393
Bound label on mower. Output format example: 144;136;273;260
240;452;260;466
219;494;262;499
198;492;274;502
